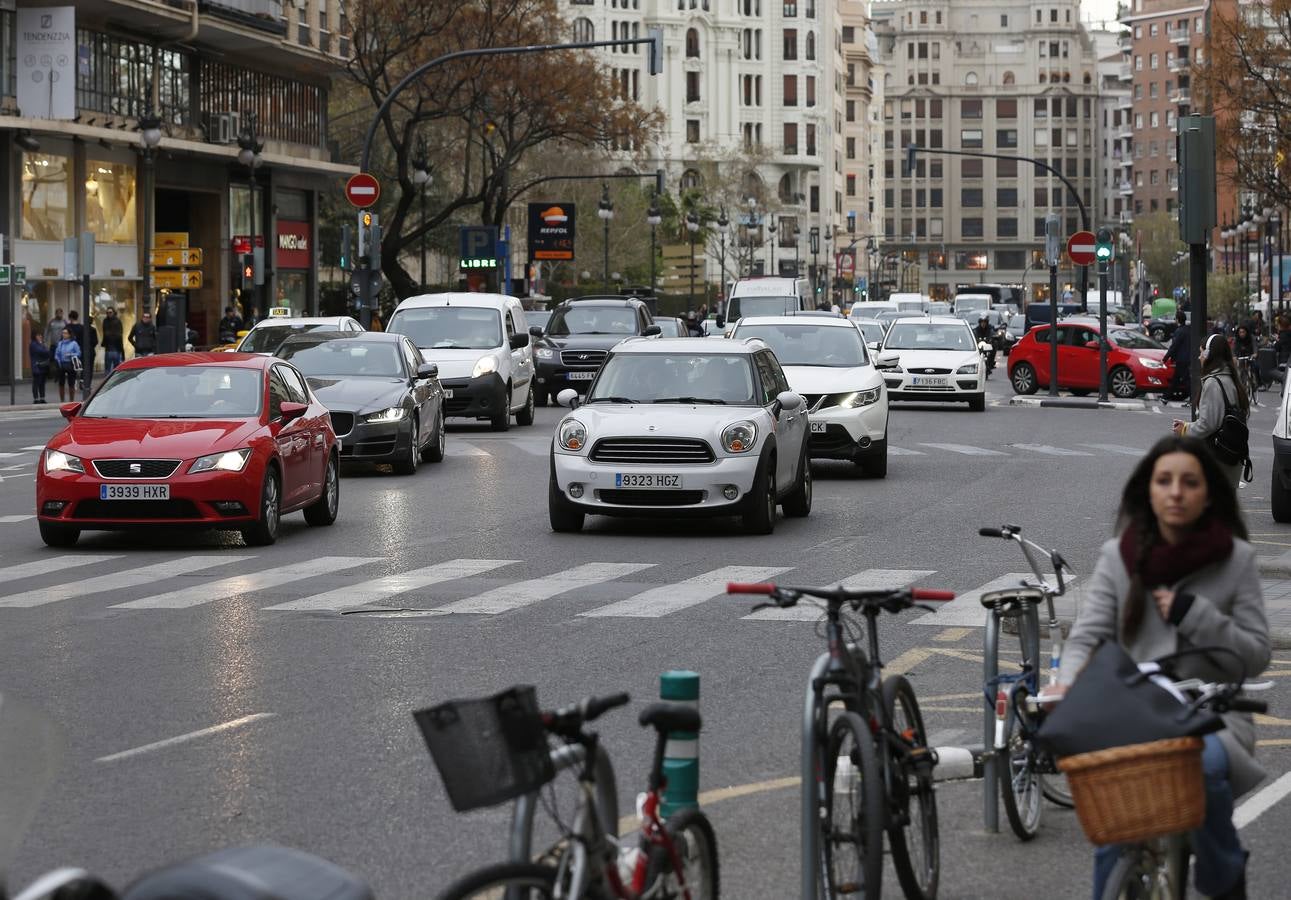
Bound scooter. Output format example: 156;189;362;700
978;338;997;377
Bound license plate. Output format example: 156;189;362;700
615;473;680;489
442;389;453;398
100;483;170;500
567;371;596;381
911;376;948;386
810;421;827;433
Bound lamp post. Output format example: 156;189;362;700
823;227;833;301
792;225;801;278
237;113;264;314
412;140;432;292
597;183;614;290
746;196;759;275
768;214;778;276
866;238;876;302
137;105;162;324
809;226;820;300
716;208;730;309
686;211;700;315
646;195;662;294
1276;209;1286;316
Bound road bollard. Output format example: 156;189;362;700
660;670;699;817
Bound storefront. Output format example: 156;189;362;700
275;215;313;316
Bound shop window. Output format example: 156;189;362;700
86;160;137;244
21;152;73;241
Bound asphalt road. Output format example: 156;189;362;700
1;380;1289;899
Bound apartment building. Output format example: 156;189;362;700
872;0;1099;301
839;0;883;298
3;0;352;382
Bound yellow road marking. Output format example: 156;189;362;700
920;692;983;702
1257;739;1291;748
617;776;800;834
886;647;935;675
1250;539;1291;547
1256;714;1291;727
934;627;974;642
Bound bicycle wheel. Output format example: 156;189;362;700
644;807;720;899
1040;764;1075;808
883;675;940;900
998;686;1042;841
1099;841;1186;900
820;711;884;900
434;861;557;900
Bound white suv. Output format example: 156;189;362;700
730;316;895;477
549;338;812;534
880;315;987;411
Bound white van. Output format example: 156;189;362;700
386;293;536;431
722;277;811;328
953;293;993;315
888;292;929;314
848;300;899;320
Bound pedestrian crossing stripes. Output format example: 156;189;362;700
0;555;256;609
434;562;656;615
0;554;121;583
264;558;520;612
110;556;382;610
0;515;34;524
1010;444;1092;456
917;443;1009;456
582;565;791;618
910;572;1077;627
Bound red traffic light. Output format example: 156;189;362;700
243;265;253;279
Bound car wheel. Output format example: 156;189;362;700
490;384;512;432
548;472;585;533
393;416;419;475
516;385;536;426
1109;366;1138;399
782;448;812;518
1273;470;1291;523
1010;362;1038;395
422;408;446;463
241;468;281;547
38;521;80;548
741;452;777;535
304;453;339;526
969;393;986;412
856;440;888;478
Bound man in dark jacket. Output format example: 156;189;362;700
218;306;244;344
129;310;158;357
101;307;125;375
1163;310;1191;401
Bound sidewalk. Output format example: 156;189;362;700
0;377;105;413
1257;552;1291;649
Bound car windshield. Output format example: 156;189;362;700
277;340;404;377
884;322;976;351
730;296;799;319
238;324;328;353
547;306;638;335
855;321;886;344
954;296;990;311
387;306;503;350
82;366;263;418
589;353;757;405
1009;314;1026;330
527;311;552;332
1110;329;1165;350
735;324;867;367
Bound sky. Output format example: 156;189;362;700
1081;0;1125;29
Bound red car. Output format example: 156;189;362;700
36;353;339;548
1007;321;1175;399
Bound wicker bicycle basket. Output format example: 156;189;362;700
1057;736;1205;845
413;685;555;813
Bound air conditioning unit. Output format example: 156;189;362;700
209;111;241;144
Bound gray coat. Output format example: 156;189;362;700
1188;368;1243;441
1059;536;1271;796
44;317;65;348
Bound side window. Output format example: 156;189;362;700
403;340;422;375
275;365;308;403
1033;327;1050;345
765;352;792;394
268;369;291;420
1072;328;1098;347
754;353;779;403
505;311;517;338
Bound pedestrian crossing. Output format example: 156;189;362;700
0;553;1076;627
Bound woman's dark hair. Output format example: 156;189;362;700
1116;435;1247;639
1200;332;1249;417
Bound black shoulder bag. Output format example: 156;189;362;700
1204;375;1251;480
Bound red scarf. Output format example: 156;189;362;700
1119;517;1234;587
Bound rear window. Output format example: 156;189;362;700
729;296;802;320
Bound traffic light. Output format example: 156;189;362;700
240;253;254;292
1095;228;1115;265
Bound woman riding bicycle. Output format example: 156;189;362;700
1232;325;1255;363
1172;333;1249;488
1053;435;1270;900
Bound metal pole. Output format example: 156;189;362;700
1190;242;1207;416
688;229;696;316
649;224;657;296
419;188;426;290
1097;264;1109;402
142;151;153;325
603;217;610;290
1049;264;1059;396
982;612;1000;832
801;652;830;900
81;274;91;400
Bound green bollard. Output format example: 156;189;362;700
660;670;700;817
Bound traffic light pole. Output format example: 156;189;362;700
1098;262;1109;403
1045;215;1061;397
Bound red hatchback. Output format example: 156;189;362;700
36;353;339;547
1007;321;1175;399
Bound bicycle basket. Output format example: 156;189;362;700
1058;737;1204;845
413;685;555;812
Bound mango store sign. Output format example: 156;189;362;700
276;220;311;268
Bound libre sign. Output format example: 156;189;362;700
17;7;75;120
528;202;576;261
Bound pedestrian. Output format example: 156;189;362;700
129;310;157;357
218;305;244;344
52;327;81;403
1054;434;1268;900
101;307;124;375
65;309;84;350
28;333;50;403
247;306;261;327
81;315;99;394
44;308;66;348
1252;310;1266;344
1163;311;1191;401
1173;333;1250;489
1276;316;1291;365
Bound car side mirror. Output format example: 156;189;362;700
874;350;900;369
60;401;82;421
529;325;544;338
867;341;880;352
279;401;308;423
643;324;662;336
416;362;438;380
509;333;530;350
776;390;804;413
556;388;580;409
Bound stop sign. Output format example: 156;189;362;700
1066;230;1097;266
345;173;381;209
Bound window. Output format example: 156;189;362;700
1034;127;1048;147
965;72;979;86
996;250;1026;269
805;31;815;59
846;174;856;196
572;17;594;42
686;28;700;58
997;98;1017;119
21;152;74;241
85;160;137;244
1150;53;1159;69
961;99;983;119
997;158;1017;178
1001;14;1008;26
997;129;1018;148
997;217;1018;238
842;25;854;42
1150;23;1158;36
806;76;815;107
929;99;943;118
783;28;797;60
783;74;797;106
783;122;797;154
929;188;943;207
962;189;983;207
997;188;1018;207
686;119;700;143
961;129;983;148
846;100;856;122
846;136;855;159
806;124;817;155
962;159;984;178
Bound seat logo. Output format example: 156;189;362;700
129;463;141;474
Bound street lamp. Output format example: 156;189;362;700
137;104;162;328
237;113;264;314
809;226;820;301
646;195;662;294
746;196;759;275
768;214;778;276
792;225;801;278
716;207;730;309
412;139;432;292
597;183;614;290
686;211;701;315
823;227;833;301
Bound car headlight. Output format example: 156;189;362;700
472;356;499;378
836;388;882;408
721;420;758;453
189;448;252;474
957;362;979;375
535;347;555;360
44;449;84;474
364;406;406;422
1138;357;1166;369
558;418;587;451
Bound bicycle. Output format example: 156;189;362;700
727;579;954;900
1235;355;1260;407
976;525;1078;840
420;687;718;900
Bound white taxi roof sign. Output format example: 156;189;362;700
266;307;293;318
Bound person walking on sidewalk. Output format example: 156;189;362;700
53;328;81;403
129;310;157;357
44;308;66;349
28;333;51;403
1163;311;1191;402
101;307;124;375
1173;333;1250;489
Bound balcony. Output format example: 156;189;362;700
1117;63;1132;81
1168;55;1190;73
1118;181;1134;196
1118;32;1132;52
1117;123;1135;140
1117;93;1133;110
1120;211;1134;226
1119;155;1134;168
1169;88;1191;104
1169;29;1191;45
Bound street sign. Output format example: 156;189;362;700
0;265;9;285
152;270;203;290
1066;230;1097;266
154;232;189;249
13;266;25;283
149;248;203;267
345;173;381;209
459;226;499;270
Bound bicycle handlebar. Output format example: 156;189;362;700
727;582;775;595
545;692;631;733
978;526;1006;538
1229;697;1269;714
725;582;955;607
914;588;956;601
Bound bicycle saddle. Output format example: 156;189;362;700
979;586;1045;609
638;702;702;734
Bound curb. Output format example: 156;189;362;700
1008;396;1148;411
1256;558;1291;649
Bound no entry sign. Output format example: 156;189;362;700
345;173;380;209
1067;230;1097;266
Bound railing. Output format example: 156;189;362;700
1169;29;1191;45
1168;55;1190;72
1118;181;1134;195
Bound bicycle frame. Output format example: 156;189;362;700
508;743;620;869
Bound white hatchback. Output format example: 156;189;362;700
548;338;812;534
880;315;987;411
730;316;895;477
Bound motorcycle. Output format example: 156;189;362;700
978;338;997;377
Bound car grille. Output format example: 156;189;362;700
92;459;181;479
903;384;956;392
909;367;952;375
73;499;202;519
329;412;354;436
810;425;857;453
589;438;715;465
445;397;472;414
560;349;607;367
341;438;398;458
598;489;706;506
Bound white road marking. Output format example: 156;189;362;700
20;445;47;451
508;440;553;456
0;554;120;583
435;562;655;615
910;573;1076;627
918;442;1009;456
0;452;28;458
1012;443;1093;456
444;442;490;457
0;514;34;524
744;569;935;621
0;556;255;609
1079;443;1147;456
585;565;792;618
887;446;926;456
112;557;380;609
1235;769;1291;830
265;558;520;611
95;713;275;763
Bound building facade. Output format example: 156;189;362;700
839;0;883;299
3;0;352;382
872;0;1099;301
